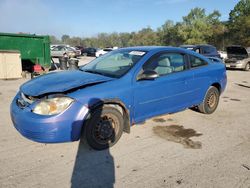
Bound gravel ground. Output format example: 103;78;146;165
0;59;250;188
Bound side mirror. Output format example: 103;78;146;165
138;70;159;80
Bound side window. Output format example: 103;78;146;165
195;48;201;54
190;55;207;68
202;46;215;54
66;47;73;51
52;46;60;51
54;46;64;51
143;53;186;76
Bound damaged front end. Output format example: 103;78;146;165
10;69;117;143
11;90;89;143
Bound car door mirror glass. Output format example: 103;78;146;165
138;70;159;80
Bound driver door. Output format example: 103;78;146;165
133;52;195;123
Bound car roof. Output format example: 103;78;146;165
117;46;210;61
118;46;198;53
118;46;178;52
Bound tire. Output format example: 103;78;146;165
198;86;220;114
83;106;124;150
244;63;250;71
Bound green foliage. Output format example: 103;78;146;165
178;8;223;45
157;20;183;46
229;0;250;23
61;35;70;44
128;27;160;46
49;35;61;44
228;0;250;46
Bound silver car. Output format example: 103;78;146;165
51;45;77;58
225;46;250;71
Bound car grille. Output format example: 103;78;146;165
16;93;35;109
225;59;237;64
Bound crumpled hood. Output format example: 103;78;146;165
20;70;115;96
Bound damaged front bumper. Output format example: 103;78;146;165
10;92;89;143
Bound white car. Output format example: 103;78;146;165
218;51;227;60
50;44;60;50
95;48;114;57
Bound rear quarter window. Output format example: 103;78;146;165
190;55;208;68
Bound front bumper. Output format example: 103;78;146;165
225;63;244;69
10;93;89;143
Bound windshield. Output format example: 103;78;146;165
80;49;146;78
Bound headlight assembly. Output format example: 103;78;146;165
236;60;243;64
33;97;74;115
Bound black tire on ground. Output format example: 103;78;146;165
244;63;250;71
198;86;220;114
83;106;124;150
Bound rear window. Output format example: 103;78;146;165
203;46;216;54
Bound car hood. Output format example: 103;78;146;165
20;70;115;96
226;46;248;58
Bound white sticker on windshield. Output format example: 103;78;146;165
129;51;145;56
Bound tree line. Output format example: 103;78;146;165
50;0;250;50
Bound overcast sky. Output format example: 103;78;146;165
0;0;239;39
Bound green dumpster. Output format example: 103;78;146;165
0;32;51;72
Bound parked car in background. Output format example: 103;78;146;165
70;47;81;57
95;48;113;57
207;57;224;64
50;44;59;50
180;44;220;58
218;51;227;60
82;47;99;57
51;45;78;58
75;46;85;55
225;45;250;71
11;46;227;150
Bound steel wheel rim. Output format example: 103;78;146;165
93;113;119;145
206;92;217;109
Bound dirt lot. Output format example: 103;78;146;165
0;58;250;188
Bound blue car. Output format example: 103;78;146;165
11;47;227;150
180;44;221;58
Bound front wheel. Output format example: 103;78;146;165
198;86;220;114
83;106;124;150
244;63;250;71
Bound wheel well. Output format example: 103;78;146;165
90;101;131;134
211;83;221;94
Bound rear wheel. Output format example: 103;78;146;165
198;86;220;114
83;106;124;150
